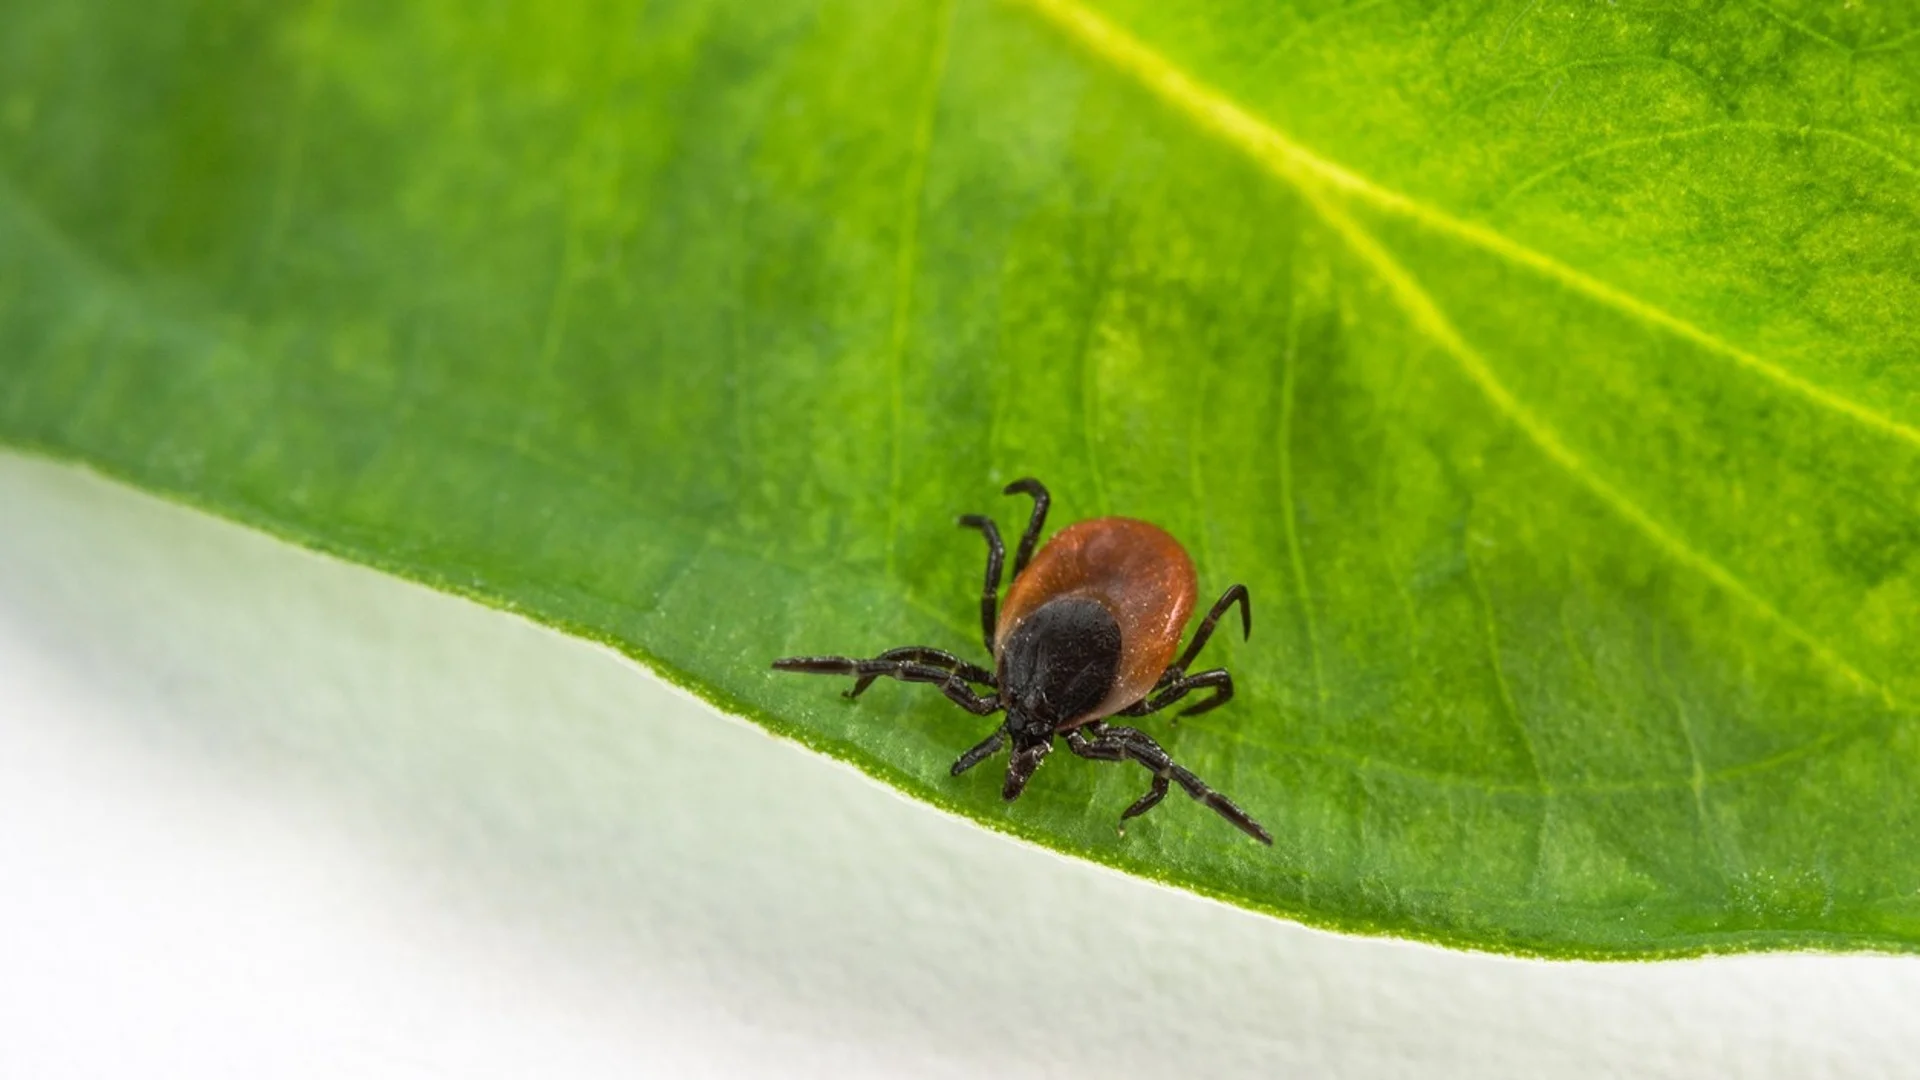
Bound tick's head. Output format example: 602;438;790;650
996;595;1123;740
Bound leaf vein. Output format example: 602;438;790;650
1018;0;1909;714
1013;0;1920;451
1300;177;1903;713
1743;0;1853;53
1494;121;1920;210
1652;621;1728;876
1442;54;1728;125
882;0;956;577
1075;229;1119;514
1467;532;1550;891
1276;292;1325;708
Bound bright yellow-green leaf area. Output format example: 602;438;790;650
2;0;1917;957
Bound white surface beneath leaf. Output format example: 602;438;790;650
0;452;1914;1079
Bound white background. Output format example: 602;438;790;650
1;451;1916;1079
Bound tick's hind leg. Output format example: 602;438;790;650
1001;477;1050;578
1135;586;1248;723
1119;668;1234;721
956;514;1005;655
1163;584;1251;683
772;656;1002;715
1065;722;1271;844
950;480;1049;656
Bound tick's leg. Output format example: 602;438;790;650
846;646;994;698
1117;669;1233;720
1123;776;1170;819
772;657;1002;715
1167;584;1251;677
950;728;1006;775
1065;723;1271;844
957;514;1005;656
1002;477;1050;579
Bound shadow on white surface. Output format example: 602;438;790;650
0;452;1912;1079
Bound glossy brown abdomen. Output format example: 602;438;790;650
995;517;1197;725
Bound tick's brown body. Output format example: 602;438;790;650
772;479;1269;844
996;518;1196;727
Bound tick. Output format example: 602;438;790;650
772;478;1271;845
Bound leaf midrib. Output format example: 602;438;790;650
1012;0;1920;452
1007;0;1911;738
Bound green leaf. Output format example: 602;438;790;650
3;0;1917;957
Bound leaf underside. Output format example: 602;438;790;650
2;0;1918;958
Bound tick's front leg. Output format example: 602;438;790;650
771;656;1002;715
